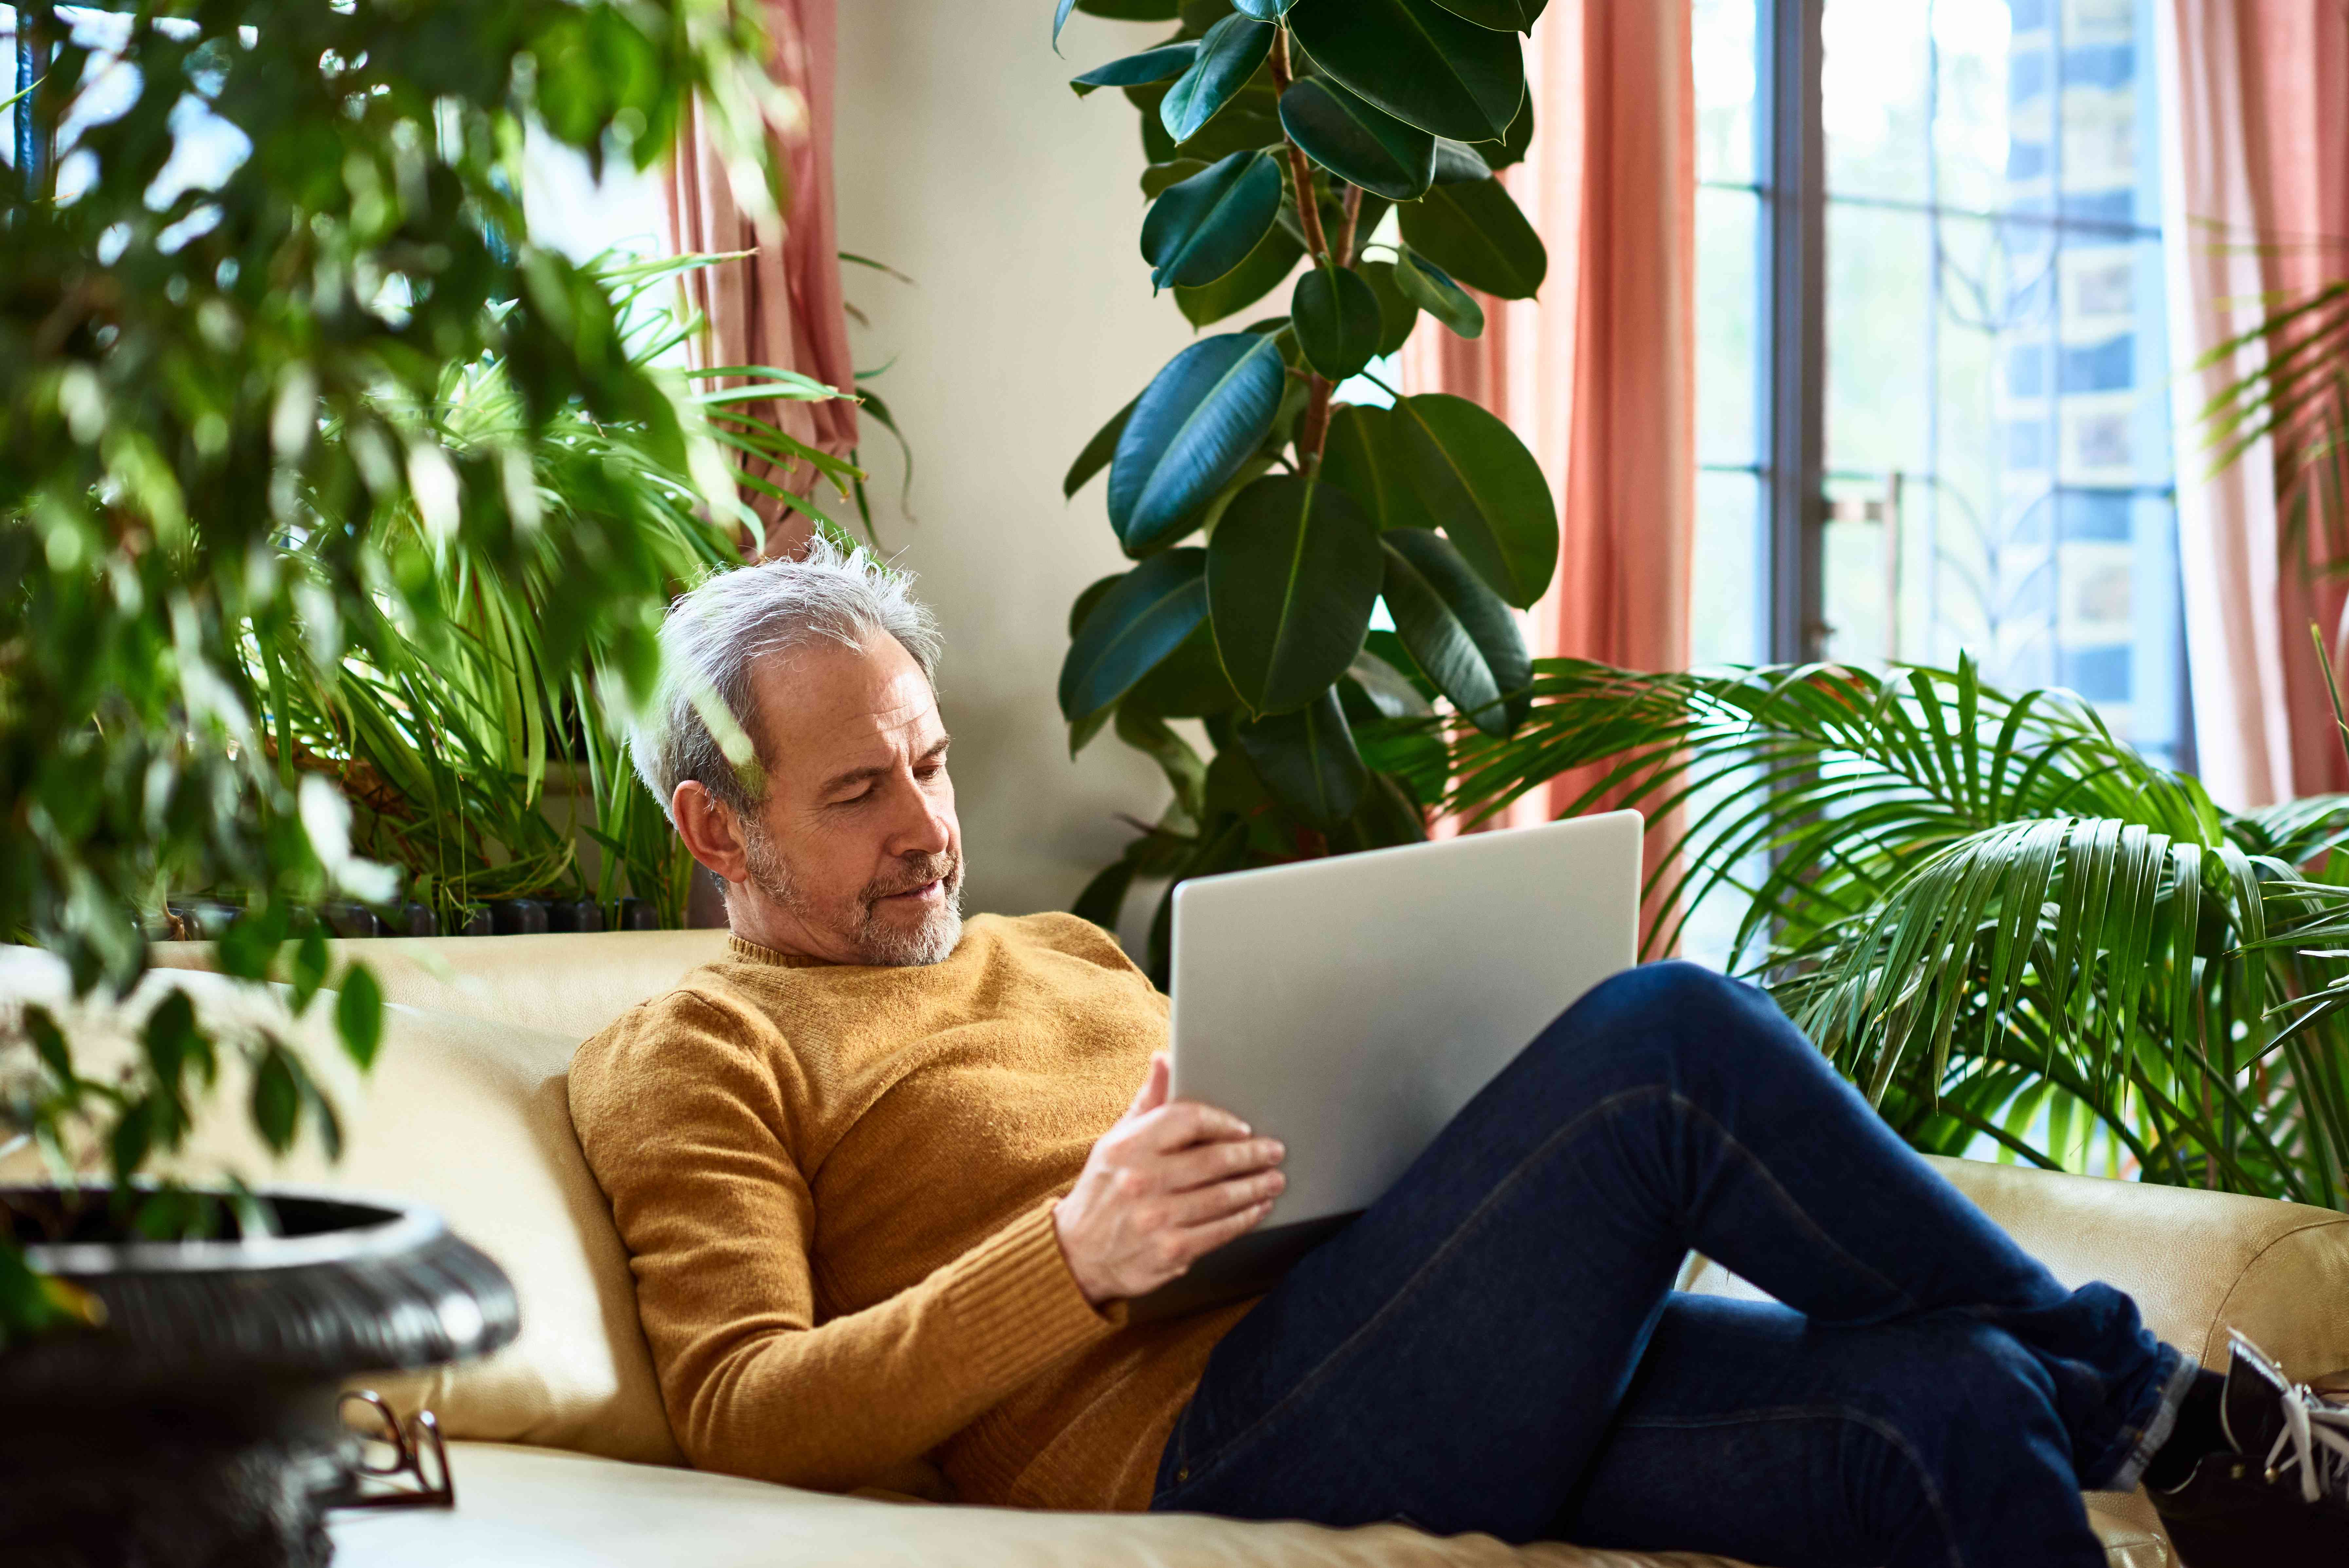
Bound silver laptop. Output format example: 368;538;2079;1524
1131;810;1644;1321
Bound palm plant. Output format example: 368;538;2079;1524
240;254;862;932
1400;656;2349;1210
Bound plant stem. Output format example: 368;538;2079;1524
1271;27;1338;470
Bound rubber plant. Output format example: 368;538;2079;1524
1053;0;1555;979
0;0;789;1338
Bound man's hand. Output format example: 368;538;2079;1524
1053;1053;1286;1307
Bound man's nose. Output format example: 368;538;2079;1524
889;775;952;855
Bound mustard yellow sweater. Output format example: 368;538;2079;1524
567;911;1250;1511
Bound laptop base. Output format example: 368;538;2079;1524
1125;1211;1358;1324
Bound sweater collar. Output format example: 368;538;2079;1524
725;933;842;969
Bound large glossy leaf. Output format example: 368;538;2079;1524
1380;526;1530;734
1109;333;1287;552
1393;247;1484;338
1234;688;1367;829
1177;222;1306;326
1129;620;1243;715
1276;77;1434;202
1207;474;1383;715
1058;548;1209;723
1162;15;1275;143
1081;0;1181;16
1288;0;1526;142
1065;394;1138;498
1398;177;1547;299
1072;43;1198;95
1390;393;1557;606
1053;0;1078;52
1355;260;1421;355
1141;149;1283;290
1291;265;1383;380
1321;403;1418;528
1425;0;1545;31
1231;0;1298;15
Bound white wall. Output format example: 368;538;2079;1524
833;0;1195;920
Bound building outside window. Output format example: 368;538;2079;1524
1693;0;2187;768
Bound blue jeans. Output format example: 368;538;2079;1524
1149;962;2192;1567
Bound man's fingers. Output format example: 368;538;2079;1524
1155;1137;1285;1194
1124;1053;1170;1120
1165;1169;1285;1228
1175;1198;1276;1259
1136;1097;1250;1152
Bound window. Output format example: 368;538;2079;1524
1693;0;2187;768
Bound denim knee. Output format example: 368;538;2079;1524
1538;960;1799;1090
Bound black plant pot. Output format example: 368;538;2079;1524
0;1187;519;1568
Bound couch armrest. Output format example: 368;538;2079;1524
1682;1155;2349;1384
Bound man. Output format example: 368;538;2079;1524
569;542;2347;1567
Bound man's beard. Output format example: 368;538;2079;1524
741;830;965;967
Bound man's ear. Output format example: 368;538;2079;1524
672;780;750;886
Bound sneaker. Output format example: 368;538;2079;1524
2151;1330;2349;1567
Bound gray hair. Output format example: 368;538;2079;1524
631;535;944;824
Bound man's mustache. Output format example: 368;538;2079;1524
864;852;960;903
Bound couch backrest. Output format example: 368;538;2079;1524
2;942;695;1465
149;929;732;1041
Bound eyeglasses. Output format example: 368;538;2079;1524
332;1389;455;1511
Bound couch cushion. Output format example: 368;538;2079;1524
149;929;731;1042
327;1443;2170;1568
0;947;677;1466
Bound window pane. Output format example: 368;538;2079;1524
1691;470;1761;670
1697;185;1758;469
1693;0;1756;187
1817;0;2181;765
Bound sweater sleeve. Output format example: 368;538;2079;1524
567;991;1125;1493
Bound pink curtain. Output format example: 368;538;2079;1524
666;0;860;561
2157;0;2349;808
1400;0;1696;942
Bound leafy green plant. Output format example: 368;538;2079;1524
242;253;859;933
1416;655;2349;1208
0;0;786;1337
1053;0;1555;970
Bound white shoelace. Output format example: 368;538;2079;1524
2265;1381;2349;1505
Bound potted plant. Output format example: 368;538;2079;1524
0;0;801;1552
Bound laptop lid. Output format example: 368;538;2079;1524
1167;810;1643;1229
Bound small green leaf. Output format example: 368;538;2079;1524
1291;265;1384;380
252;1046;300;1155
290;926;329;1014
1230;0;1297;16
1141;149;1284;290
1142;158;1211;198
335;963;384;1069
1054;0;1079;51
1393;247;1485;338
1430;138;1495;182
1322;403;1418;529
1398;177;1547;299
1277;77;1434;202
110;1097;156;1182
1059;549;1212;722
1380;526;1532;733
1108;333;1288;552
1161;15;1275;143
142;991;197;1092
25;1005;72;1083
1073;856;1140;930
1070;573;1123;638
1207;475;1384;714
1066;394;1139;498
1355;261;1421;355
1177;222;1307;326
1072;43;1198;96
1234;687;1367;830
1390;393;1558;606
1288;0;1526;142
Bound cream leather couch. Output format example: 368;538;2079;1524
9;932;2349;1568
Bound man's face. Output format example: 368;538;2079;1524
729;631;963;966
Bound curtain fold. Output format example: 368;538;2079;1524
1399;0;1696;940
666;0;859;559
2157;0;2349;808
